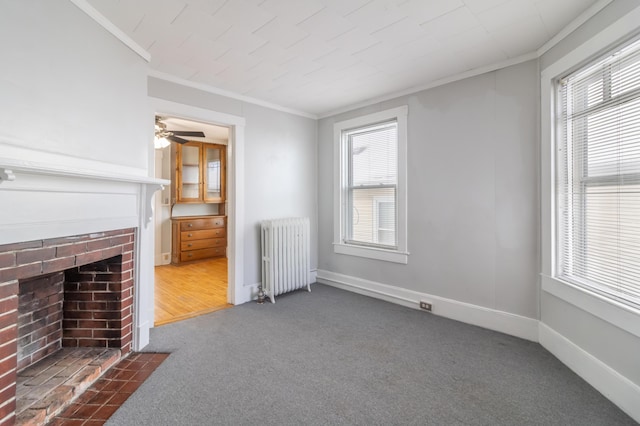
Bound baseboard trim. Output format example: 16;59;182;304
316;270;538;342
539;323;640;422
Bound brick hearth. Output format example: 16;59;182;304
0;229;136;426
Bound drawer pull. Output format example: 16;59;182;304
188;233;192;237
187;253;193;258
188;223;193;227
187;243;192;247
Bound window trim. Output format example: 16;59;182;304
540;11;640;337
333;106;409;264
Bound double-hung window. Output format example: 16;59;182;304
334;106;408;264
556;37;640;309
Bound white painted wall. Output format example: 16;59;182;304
148;77;318;290
317;61;539;325
0;1;151;174
539;0;640;420
0;1;159;350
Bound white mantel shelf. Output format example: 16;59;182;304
0;157;169;186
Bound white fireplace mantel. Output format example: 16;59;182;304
0;152;169;351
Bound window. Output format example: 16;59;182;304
334;106;408;264
374;196;395;245
556;37;640;309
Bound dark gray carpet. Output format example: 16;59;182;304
106;284;636;425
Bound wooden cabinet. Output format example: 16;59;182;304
171;216;226;263
171;142;226;204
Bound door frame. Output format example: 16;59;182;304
150;97;245;306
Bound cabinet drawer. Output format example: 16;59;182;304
181;238;225;251
181;228;225;241
179;217;225;231
180;247;226;262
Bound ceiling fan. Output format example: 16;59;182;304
155;116;205;144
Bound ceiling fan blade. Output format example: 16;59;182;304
168;135;189;144
170;130;205;137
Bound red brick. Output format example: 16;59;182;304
0;386;15;413
65;269;96;282
86;238;112;252
55;242;87;257
16;247;55;265
75;251;106;267
93;292;120;302
104;301;121;311
0;254;15;270
122;243;134;253
92;311;120;320
77;301;108;311
122;253;133;262
14;263;43;280
0;398;16;423
42;256;76;274
64;292;92;302
0;240;42;252
0;281;17;300
0;297;17;316
0;369;16;393
121;315;132;328
64;329;92;338
101;246;123;260
0;325;17;343
62;338;77;347
46;329;62;344
0;357;16;381
47;311;63;325
109;235;131;246
78;282;107;292
77;320;107;329
0;340;18;362
94;273;122;282
103;229;127;237
78;339;106;348
63;311;92;320
93;329;121;339
121;278;134;290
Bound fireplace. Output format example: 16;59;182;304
0;229;136;425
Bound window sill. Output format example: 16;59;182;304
541;274;640;339
333;243;408;264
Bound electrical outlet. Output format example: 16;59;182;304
162;253;170;262
419;301;432;312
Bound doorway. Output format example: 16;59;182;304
152;110;237;326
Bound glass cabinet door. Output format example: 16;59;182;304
203;145;225;203
179;144;201;201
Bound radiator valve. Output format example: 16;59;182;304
257;286;266;304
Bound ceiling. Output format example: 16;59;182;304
88;0;601;116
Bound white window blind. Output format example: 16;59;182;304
344;121;398;248
557;37;640;309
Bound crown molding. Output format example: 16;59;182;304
68;0;150;62
148;70;318;120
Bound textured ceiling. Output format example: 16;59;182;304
88;0;600;116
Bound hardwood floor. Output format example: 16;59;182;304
154;257;231;326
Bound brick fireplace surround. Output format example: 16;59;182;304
0;229;136;426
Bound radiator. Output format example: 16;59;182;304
261;217;311;303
